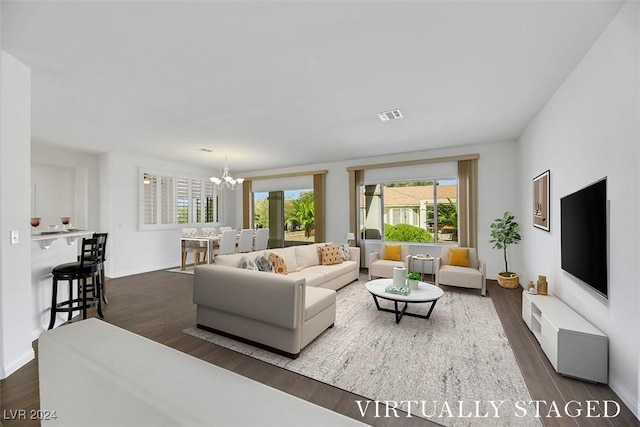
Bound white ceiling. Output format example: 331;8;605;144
1;1;624;173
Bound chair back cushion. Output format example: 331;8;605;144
381;244;402;261
448;248;470;267
440;247;478;269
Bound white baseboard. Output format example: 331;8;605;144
0;348;35;380
608;375;640;420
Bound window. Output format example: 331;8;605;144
359;179;458;244
252;189;314;247
140;168;223;230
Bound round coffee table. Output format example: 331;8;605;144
365;279;444;323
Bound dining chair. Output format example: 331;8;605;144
254;228;269;251
181;228;208;270
218;226;233;232
218;229;237;255
201;227;218;236
237;229;254;253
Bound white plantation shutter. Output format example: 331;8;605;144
191;179;202;223
176;178;189;224
204;181;215;223
140;168;223;229
160;175;174;224
142;173;157;225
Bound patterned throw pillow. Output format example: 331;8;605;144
239;256;258;271
268;252;288;274
337;243;351;261
254;255;273;273
319;244;343;266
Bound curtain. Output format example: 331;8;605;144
242;180;252;229
348;169;364;247
457;159;478;249
313;173;326;243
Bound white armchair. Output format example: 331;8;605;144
435;247;486;296
368;244;411;280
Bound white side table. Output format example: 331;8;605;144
410;255;434;283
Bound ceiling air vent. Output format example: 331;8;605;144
377;109;403;122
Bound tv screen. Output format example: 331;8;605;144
560;178;608;298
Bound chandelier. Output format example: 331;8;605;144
209;155;244;191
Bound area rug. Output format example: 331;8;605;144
167;266;195;274
184;282;541;427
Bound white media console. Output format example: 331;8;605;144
522;291;608;383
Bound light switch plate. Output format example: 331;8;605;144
10;230;19;244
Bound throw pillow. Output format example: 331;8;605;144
382;244;402;261
268;252;288;274
337;243;351;261
319;244;343;266
449;248;470;267
254;255;273;273
239;256;258;271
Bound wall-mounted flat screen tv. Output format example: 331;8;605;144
560;177;608;298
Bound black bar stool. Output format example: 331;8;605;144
48;236;105;330
92;232;108;304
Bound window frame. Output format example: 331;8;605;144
358;177;458;245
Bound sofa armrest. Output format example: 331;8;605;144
478;260;487;296
348;246;360;263
194;265;304;329
404;254;412;271
368;252;380;265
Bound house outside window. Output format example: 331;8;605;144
359;179;458;244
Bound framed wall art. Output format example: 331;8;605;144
533;170;550;231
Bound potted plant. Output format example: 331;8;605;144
489;211;522;289
406;271;421;290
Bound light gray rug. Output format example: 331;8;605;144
167;266;195;274
184;282;541;427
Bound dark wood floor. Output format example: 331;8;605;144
1;269;638;427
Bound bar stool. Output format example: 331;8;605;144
48;236;105;330
92;232;109;304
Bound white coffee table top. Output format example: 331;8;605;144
365;278;444;302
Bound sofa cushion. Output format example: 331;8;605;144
214;253;250;268
382;244;402;261
268;247;298;272
337;243;351;261
319;245;343;266
268;252;288;275
287;271;325;288
240;256;258;271
448;248;470;267
254;255;273;272
304;287;336;321
295;244;320;271
303;262;355;282
439;265;482;287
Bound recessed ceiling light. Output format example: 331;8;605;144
377;109;403;122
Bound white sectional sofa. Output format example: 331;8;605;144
39;319;366;426
212;243;360;290
193;244;360;358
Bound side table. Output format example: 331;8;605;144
410;255;434;283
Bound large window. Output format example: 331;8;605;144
140;169;223;230
359;179;458;244
252;189;314;247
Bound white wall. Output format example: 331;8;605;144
0;52;35;379
518;1;639;416
236;140;521;279
100;151;234;278
31;142;102;231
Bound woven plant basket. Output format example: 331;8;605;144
497;272;520;289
